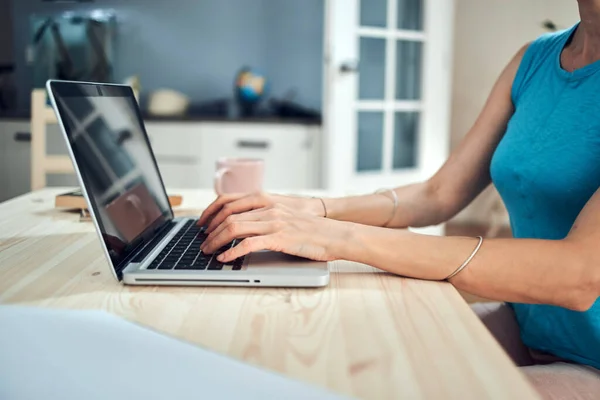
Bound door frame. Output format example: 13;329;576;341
322;0;455;194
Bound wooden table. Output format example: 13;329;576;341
0;188;539;399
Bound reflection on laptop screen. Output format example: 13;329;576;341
51;83;172;270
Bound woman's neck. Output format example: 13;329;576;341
572;1;600;63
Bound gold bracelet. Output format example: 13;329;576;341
375;189;398;227
444;236;483;280
315;197;327;218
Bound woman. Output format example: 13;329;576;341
198;2;600;398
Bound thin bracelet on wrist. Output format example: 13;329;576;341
444;236;483;280
375;189;398;227
314;197;328;218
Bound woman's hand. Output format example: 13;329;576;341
198;193;325;233
200;204;352;263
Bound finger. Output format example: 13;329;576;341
197;194;244;226
197;195;230;226
201;198;271;230
206;195;270;233
204;207;281;246
205;196;263;232
202;215;263;253
203;212;263;247
217;236;275;263
202;221;275;254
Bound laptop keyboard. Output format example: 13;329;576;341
146;220;245;271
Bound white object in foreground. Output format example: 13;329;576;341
0;306;348;400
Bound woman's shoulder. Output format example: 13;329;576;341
519;24;579;68
511;24;578;102
526;25;576;58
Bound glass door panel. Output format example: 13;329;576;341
358;37;387;100
397;0;424;30
357;111;385;172
395;40;423;100
393;111;419;169
360;0;388;28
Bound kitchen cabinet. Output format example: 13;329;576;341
198;123;319;191
0;120;31;203
0;119;321;202
145;121;320;191
0;121;78;203
144;123;204;189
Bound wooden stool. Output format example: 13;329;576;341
30;89;74;190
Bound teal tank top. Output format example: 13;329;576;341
490;24;600;369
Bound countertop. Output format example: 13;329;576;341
0;188;540;400
0;110;321;125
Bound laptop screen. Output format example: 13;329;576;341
49;81;173;277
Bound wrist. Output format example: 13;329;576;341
305;197;326;217
332;222;413;265
327;220;362;261
321;197;345;220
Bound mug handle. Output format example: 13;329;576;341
214;167;230;195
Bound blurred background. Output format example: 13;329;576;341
0;0;579;236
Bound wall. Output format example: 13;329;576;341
264;1;324;108
449;0;579;224
10;0;324;111
0;0;13;65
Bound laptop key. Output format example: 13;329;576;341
147;262;159;270
223;256;242;270
191;260;208;270
232;257;245;270
157;263;176;270
195;257;210;265
207;258;223;270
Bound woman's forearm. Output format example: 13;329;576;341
323;182;451;228
336;224;600;311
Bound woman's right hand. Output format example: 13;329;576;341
197;193;325;233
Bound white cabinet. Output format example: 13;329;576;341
0;120;78;203
0;119;321;203
145;123;203;159
0;121;31;203
145;121;321;191
198;123;319;191
145;123;203;189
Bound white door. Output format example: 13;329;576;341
324;0;454;195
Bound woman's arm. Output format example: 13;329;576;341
342;186;600;311
200;42;599;311
202;187;600;312
325;44;529;228
199;44;528;231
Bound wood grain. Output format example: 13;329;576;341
0;188;540;399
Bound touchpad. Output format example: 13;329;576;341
248;251;311;266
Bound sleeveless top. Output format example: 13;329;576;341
490;23;600;369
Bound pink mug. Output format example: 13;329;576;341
214;158;265;195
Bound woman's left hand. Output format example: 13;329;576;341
200;204;352;263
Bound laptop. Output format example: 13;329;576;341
47;80;329;287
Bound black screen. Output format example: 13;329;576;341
50;81;173;277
